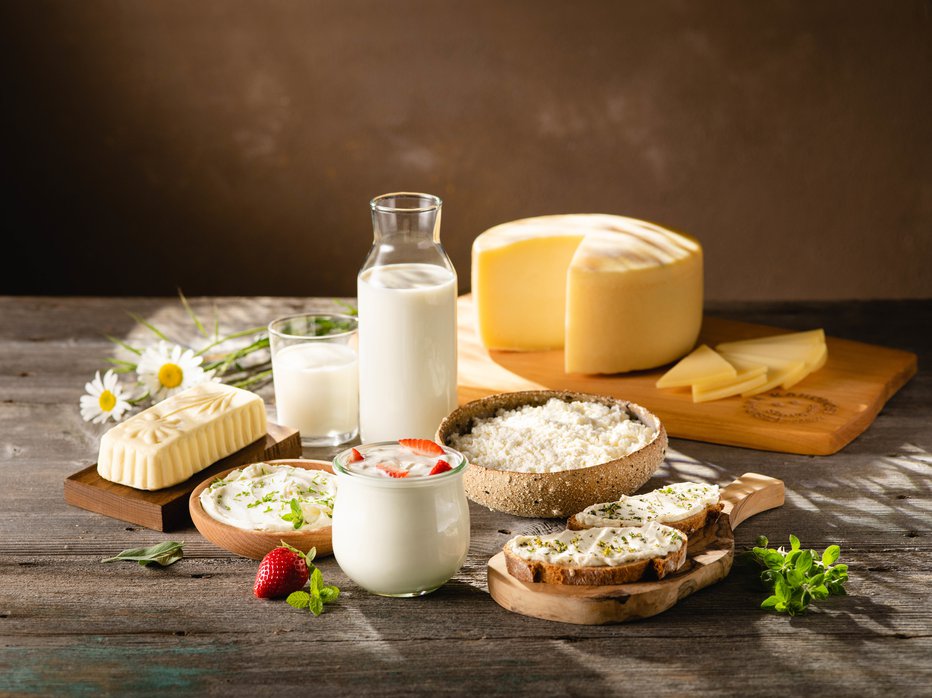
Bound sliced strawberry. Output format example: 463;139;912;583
348;447;364;463
429;459;452;476
377;464;409;479
398;438;444;457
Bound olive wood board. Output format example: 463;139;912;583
487;472;784;625
63;423;301;532
189;459;333;560
457;295;917;455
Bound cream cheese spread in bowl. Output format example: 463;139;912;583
199;462;337;533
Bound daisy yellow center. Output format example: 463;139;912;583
158;363;184;389
98;390;117;412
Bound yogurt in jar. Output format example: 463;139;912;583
199;462;337;532
332;441;470;597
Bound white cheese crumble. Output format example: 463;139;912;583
509;521;685;567
448;398;657;473
578;482;720;527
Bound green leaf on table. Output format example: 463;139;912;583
822;545;841;566
101;541;184;567
308;592;324;617
286;591;311;610
789;534;800;551
320;586;340;604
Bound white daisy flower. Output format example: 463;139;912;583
80;370;132;424
136;341;212;400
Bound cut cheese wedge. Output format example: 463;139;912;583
655;345;736;389
741;359;809;395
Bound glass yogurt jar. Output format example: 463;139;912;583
332;441;470;597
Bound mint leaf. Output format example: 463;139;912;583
308;593;324;616
789;534;800;551
286;591;310;609
320;586;340;604
310;567;324;594
822;545;840;566
280;499;305;530
102;541;184;567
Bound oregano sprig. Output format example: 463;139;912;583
748;534;849;615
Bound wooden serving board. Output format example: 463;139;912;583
64;423;301;532
457;296;917;455
487;473;784;625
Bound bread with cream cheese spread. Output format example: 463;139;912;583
503;523;688;586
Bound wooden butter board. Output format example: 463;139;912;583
487;473;784;625
457;296;917;455
64;423;301;532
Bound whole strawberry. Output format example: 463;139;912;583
253;543;315;599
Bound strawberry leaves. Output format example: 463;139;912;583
748;535;849;615
286;567;340;617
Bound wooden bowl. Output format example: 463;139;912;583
189;459;334;560
437;390;667;518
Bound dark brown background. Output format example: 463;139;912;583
1;0;930;300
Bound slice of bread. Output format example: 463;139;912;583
567;482;723;536
503;523;687;586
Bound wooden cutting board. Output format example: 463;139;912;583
457;296;917;455
487;473;784;625
64;423;301;531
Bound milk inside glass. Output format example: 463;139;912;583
268;313;359;447
358;263;457;442
272;343;358;440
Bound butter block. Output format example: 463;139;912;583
97;382;268;490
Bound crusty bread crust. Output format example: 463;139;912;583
437;391;667;518
567;501;724;536
503;539;687;586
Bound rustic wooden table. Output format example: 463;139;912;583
1;297;930;696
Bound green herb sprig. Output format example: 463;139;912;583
102;541;184;567
281;499;305;530
283;546;340;616
748;535;848;615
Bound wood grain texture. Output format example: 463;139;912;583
63;423;301;532
458;296;918;455
487;474;783;624
1;296;930;696
189;459;334;560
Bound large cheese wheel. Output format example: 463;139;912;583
471;214;703;374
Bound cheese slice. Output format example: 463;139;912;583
472;214;703;374
716;329;825;351
741;360;809;396
715;340;824;368
690;355;767;402
97;382;268;490
655;345;736;389
693;371;768;403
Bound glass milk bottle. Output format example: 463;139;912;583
357;193;458;442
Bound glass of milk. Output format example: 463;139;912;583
268;313;359;447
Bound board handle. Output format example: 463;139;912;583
720;473;785;530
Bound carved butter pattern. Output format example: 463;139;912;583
744;392;838;424
122;412;184;445
164;387;235;418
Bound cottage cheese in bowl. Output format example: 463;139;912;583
448;397;657;474
199;462;336;533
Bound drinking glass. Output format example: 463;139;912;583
268;313;359;447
